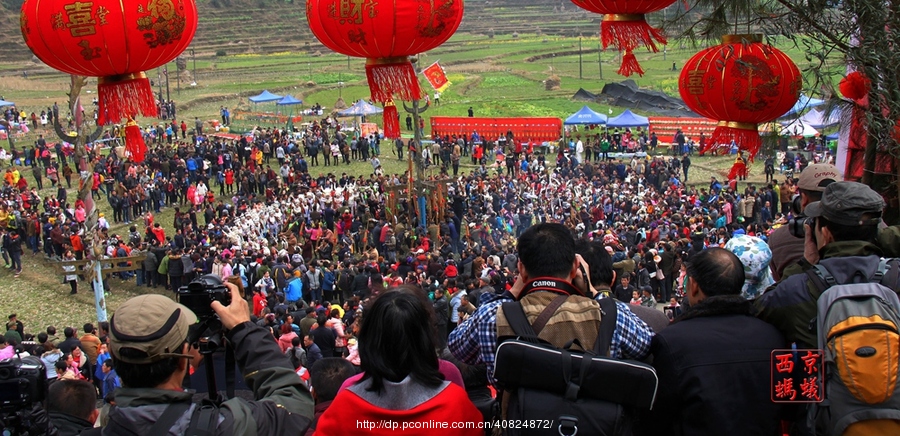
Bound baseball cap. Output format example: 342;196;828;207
804;181;885;226
108;295;197;364
798;163;840;192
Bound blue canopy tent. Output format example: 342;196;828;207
782;94;826;117
825;132;840;141
0;100;15;108
337;100;383;116
248;90;283;103
607;109;650;128
276;95;303;106
564;105;607;125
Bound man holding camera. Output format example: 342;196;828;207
448;223;653;385
767;163;839;281
99;281;313;434
755;181;887;349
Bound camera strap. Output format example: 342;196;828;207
225;342;235;400
519;278;584;299
150;402;192;435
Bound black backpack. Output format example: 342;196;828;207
493;298;658;436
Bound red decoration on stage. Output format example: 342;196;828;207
124;117;146;163
383;101;400;139
430;117;562;143
679;34;800;164
570;0;675;76
306;0;463;105
20;0;198;125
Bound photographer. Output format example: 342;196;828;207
756;181;886;349
766;163;838;281
101;281;313;434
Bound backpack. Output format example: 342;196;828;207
493;296;658;436
806;258;900;436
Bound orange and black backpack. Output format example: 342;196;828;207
808;258;900;435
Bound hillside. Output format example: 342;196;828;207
0;0;631;62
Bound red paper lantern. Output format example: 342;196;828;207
570;0;676;76
20;0;198;125
306;0;463;105
679;34;800;160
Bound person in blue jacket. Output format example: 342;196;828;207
286;270;304;311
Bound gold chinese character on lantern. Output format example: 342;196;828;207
64;1;97;37
51;12;65;30
78;39;102;60
332;0;377;25
685;68;705;96
96;6;109;25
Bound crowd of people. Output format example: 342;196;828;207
3;104;899;435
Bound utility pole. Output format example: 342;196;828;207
579;37;583;80
157;67;163;103
164;65;171;102
598;43;603;80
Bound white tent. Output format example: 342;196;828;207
780;119;819;137
799;108;842;129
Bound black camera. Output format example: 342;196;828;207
789;215;815;239
176;274;231;320
0;357;46;413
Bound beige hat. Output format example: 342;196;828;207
798;163;840;192
109;295;197;364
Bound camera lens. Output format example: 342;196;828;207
0;367;10;380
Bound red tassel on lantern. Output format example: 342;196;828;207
366;58;423;103
602;14;667;53
124;118;147;163
98;73;158;126
618;51;645;77
709;122;762;159
383;101;400;139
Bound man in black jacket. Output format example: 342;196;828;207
351;265;371;298
310;315;336;358
642;248;785;435
433;287;450;348
48;379;97;435
102;283;312;434
58;326;82;355
272;256;292;293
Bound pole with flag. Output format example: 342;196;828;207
422;62;452;93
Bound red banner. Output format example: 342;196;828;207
430;116;562;143
422;62;451;92
845;103;895;180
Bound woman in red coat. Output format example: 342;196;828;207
314;286;481;435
